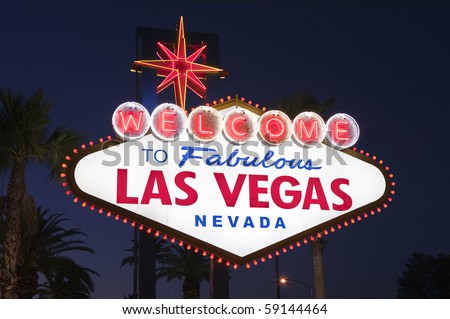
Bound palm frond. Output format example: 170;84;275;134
22;89;52;158
0;88;26;156
156;244;209;283
18;194;39;238
37;257;98;299
120;237;171;268
274;90;334;118
45;126;85;181
18;206;97;298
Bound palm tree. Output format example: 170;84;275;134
16;207;97;298
156;245;209;299
120;236;172;298
36;260;96;298
0;88;83;298
275;90;334;299
121;237;171;268
397;252;450;298
311;238;326;298
274;89;334;119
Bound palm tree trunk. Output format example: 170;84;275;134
16;271;39;298
312;238;326;299
1;157;26;299
183;279;200;299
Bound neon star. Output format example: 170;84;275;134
132;16;222;110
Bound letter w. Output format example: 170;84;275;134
119;110;143;132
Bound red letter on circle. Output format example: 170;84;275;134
297;119;318;140
333;120;349;142
266;118;285;140
118;111;143;132
258;111;291;145
196;114;213;136
159;111;176;136
231;116;247;137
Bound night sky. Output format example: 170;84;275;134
1;0;450;298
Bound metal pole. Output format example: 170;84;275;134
275;255;280;299
209;259;214;298
289;279;314;299
133;227;138;298
132;27;140;299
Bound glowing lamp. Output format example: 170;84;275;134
222;107;257;144
326;113;359;150
111;102;361;149
150;103;187;141
188;105;223;142
292;112;326;147
112;102;151;141
258;110;292;145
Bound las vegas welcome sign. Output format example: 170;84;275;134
63;97;394;266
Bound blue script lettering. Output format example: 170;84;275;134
179;146;321;170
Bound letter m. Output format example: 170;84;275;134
299;119;318;140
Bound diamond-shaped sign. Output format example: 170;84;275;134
64;101;393;265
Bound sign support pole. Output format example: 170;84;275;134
136;27;156;299
209;260;229;298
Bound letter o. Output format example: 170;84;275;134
258;110;292;145
153;149;168;163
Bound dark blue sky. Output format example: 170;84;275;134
1;0;450;298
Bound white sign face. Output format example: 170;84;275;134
66;104;390;264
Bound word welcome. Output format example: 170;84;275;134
112;102;360;149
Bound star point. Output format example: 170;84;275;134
132;16;222;110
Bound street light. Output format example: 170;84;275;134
218;70;229;79
279;277;314;299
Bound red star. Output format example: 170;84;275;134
132;16;222;110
